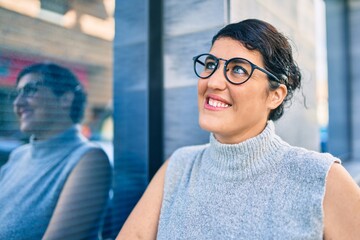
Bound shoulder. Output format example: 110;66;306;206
74;141;107;157
162;143;208;193
167;144;208;172
283;146;340;171
170;144;208;163
70;141;110;166
278;146;341;185
323;163;360;239
62;142;111;188
285;146;340;163
2;143;30;169
72;142;111;174
9;143;30;158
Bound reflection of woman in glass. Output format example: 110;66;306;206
0;63;112;239
118;19;360;239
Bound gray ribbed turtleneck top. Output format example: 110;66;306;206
157;122;340;240
0;126;92;240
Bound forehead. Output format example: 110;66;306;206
17;73;43;88
210;37;264;65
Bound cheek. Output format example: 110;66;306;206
197;80;207;104
29;97;46;109
197;79;206;95
32;96;56;114
232;88;268;111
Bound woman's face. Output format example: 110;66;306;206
198;37;283;144
13;73;68;139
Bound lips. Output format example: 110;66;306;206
205;94;232;110
17;108;33;120
208;98;230;108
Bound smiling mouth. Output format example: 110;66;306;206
18;109;32;119
207;97;231;108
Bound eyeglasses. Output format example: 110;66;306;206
11;82;41;99
193;53;281;85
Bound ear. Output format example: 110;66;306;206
267;84;288;110
59;91;74;109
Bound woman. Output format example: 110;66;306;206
0;63;112;239
117;19;360;239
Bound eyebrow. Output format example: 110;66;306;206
16;81;41;90
229;58;248;63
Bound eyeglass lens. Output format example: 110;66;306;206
194;54;253;84
12;83;40;99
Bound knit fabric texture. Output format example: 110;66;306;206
0;126;92;240
157;121;340;240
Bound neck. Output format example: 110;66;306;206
204;121;289;180
32;123;75;140
213;120;268;144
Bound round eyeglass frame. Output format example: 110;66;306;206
192;53;281;85
11;81;43;100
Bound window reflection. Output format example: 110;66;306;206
0;0;114;238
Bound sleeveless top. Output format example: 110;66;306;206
157;121;341;240
0;126;94;240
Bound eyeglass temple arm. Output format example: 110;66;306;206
255;66;282;83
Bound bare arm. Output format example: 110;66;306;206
323;163;360;239
43;148;112;240
116;160;169;240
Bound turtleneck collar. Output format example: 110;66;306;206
203;121;289;180
29;125;87;160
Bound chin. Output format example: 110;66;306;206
199;117;220;133
19;123;34;134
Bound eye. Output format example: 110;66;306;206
23;85;38;96
232;65;247;75
15;83;40;98
227;59;251;80
204;61;216;71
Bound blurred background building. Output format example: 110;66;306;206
1;0;359;238
326;0;360;171
0;0;114;165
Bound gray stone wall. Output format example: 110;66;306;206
112;0;149;234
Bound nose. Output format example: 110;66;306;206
13;93;26;108
206;61;227;90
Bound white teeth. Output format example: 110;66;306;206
208;98;229;108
